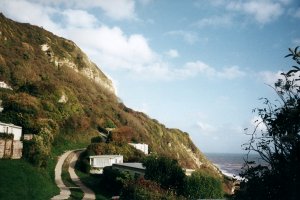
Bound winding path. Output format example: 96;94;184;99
51;150;96;200
69;151;96;200
51;150;72;200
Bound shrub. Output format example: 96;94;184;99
101;167;133;195
183;171;223;199
120;178;183;200
142;155;186;195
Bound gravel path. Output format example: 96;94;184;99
51;150;72;200
51;149;96;200
69;150;96;200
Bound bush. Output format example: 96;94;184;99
183;171;223;199
233;47;300;200
90;136;104;143
101;167;133;195
120;178;183;200
23;127;54;167
142;155;186;195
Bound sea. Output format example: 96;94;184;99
205;153;264;179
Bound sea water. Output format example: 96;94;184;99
205;153;264;179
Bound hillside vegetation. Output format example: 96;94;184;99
0;12;223;191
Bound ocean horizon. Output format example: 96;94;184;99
204;152;264;179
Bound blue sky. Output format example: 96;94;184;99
1;0;299;153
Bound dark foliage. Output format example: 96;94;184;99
183;171;223;199
142;155;186;195
120;178;183;200
233;47;300;200
101;167;132;195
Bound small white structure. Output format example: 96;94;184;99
184;169;195;176
23;134;34;141
129;143;148;155
0;81;12;90
89;155;123;174
112;162;146;178
0;122;22;140
0;122;23;159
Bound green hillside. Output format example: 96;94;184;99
0;13;223;197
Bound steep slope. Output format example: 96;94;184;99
0;13;217;172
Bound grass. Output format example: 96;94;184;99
75;161;109;200
0;159;58;200
0;138;92;200
61;152;78;187
60;151;85;199
68;188;84;200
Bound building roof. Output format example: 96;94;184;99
113;162;145;170
89;155;123;159
0;122;22;129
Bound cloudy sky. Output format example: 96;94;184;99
1;0;299;153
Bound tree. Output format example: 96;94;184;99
142;155;186;195
233;47;300;200
183;171;223;199
120;178;182;200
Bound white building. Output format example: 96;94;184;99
0;122;22;140
89;155;123;174
129;143;148;155
0;122;23;159
112;162;145;178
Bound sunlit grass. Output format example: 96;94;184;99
0;159;58;200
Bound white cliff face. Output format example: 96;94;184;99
58;92;68;103
181;143;203;168
40;43;115;94
0;81;12;90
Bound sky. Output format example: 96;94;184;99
0;0;299;153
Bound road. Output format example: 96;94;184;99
51;150;96;200
69;150;96;200
51;150;72;200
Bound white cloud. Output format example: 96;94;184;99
62;9;98;28
14;0;137;21
250;116;267;133
176;61;214;78
138;0;153;6
278;0;292;5
196;121;218;134
89;0;136;20
294;8;300;18
0;0;59;32
227;1;284;24
176;62;245;80
258;70;284;85
218;66;246;79
166;30;199;45
194;15;233;28
0;0;247;82
165;49;179;58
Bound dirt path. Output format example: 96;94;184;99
51;150;96;200
51;150;72;200
69;150;96;200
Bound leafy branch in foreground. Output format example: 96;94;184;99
233;47;300;200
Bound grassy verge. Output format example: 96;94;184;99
0;159;58;200
61;152;84;199
74;155;109;200
0;135;93;200
68;188;84;200
75;170;109;200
